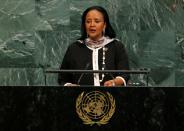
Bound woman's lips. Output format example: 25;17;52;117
89;29;96;33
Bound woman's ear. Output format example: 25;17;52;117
103;23;106;36
103;23;106;31
104;23;106;29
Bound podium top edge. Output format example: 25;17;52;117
45;69;150;74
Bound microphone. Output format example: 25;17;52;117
77;62;90;85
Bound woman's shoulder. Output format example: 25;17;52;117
66;40;86;52
68;40;85;47
108;38;125;47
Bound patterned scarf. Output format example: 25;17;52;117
85;36;105;48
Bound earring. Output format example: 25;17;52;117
103;28;105;36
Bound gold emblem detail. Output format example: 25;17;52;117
76;91;116;126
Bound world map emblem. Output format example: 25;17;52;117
76;91;116;126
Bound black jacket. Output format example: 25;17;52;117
58;39;130;86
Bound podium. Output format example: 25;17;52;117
0;86;183;131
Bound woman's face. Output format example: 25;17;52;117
85;10;106;40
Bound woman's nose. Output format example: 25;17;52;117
90;21;95;26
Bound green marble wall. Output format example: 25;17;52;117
0;0;184;86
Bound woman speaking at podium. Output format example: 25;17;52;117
58;6;130;87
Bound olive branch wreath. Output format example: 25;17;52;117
76;91;116;126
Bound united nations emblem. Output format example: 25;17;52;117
76;91;116;126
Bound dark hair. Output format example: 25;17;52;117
79;6;116;40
